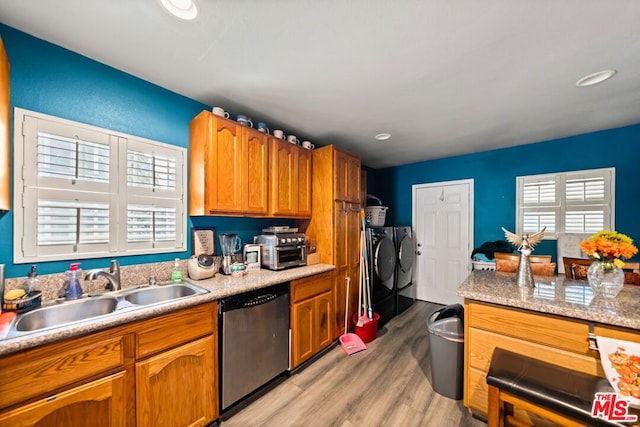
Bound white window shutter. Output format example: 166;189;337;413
516;168;614;239
14;108;187;263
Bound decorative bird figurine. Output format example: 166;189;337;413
501;227;547;288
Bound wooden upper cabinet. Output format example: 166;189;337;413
297;147;312;216
269;137;298;216
245;128;269;214
189;111;268;216
0;35;9;211
268;138;312;218
206;117;246;213
333;148;361;203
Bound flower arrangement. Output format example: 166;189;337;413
579;230;638;267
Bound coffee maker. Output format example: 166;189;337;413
219;234;241;275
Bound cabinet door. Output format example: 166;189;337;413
136;336;217;427
346;154;361;203
246;129;269;214
269;138;298;216
0;371;129;427
291;298;315;369
0;35;8;210
206;117;246;213
333;149;361;203
333;149;349;202
315;291;334;351
297;146;312;217
333;201;349;337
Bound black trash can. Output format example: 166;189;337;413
427;304;464;399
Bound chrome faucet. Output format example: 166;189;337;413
85;260;121;291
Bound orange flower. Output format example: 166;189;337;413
580;230;638;264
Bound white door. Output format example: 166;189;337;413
413;180;473;305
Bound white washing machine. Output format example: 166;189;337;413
367;226;396;328
394;226;415;315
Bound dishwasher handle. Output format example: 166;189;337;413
241;292;279;308
220;283;289;312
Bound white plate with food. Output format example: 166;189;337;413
596;336;640;407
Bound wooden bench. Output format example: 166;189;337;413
486;348;635;427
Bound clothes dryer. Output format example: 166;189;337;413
395;226;415;315
366;226;396;327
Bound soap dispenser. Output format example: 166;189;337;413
171;258;183;284
65;263;83;300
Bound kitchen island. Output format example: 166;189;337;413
458;270;640;417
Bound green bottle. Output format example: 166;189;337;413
171;258;182;284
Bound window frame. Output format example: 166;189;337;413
13;108;187;263
515;167;615;239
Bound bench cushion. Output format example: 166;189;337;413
487;348;625;426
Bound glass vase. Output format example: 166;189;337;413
587;260;624;298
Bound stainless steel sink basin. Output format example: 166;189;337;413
12;297;118;333
122;283;207;306
4;282;209;339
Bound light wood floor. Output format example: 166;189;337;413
221;301;487;427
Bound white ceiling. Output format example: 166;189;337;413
1;0;639;169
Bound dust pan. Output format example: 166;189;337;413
339;277;366;355
340;332;366;355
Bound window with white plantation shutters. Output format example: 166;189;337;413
14;108;186;263
520;176;558;236
128;205;177;242
516;168;614;239
37;133;110;184
127;150;177;191
38;200;110;246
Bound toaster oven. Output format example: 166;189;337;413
254;230;307;270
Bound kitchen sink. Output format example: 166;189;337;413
4;282;209;339
122;283;207;305
12;297;119;333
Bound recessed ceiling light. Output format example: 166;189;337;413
374;133;391;141
575;70;617;87
160;0;198;20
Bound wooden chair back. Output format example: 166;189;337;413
563;257;640;283
494;252;555;276
562;257;592;279
494;252;552;264
622;262;640;272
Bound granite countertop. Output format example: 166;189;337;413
0;264;335;356
457;270;640;329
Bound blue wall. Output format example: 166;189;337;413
0;25;290;278
374;126;640;261
2;24;638;277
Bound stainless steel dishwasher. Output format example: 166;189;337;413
219;283;290;411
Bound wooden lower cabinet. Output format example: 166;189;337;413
0;371;128;427
290;272;334;369
134;302;218;427
0;301;218;427
136;336;216;427
464;300;640;417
